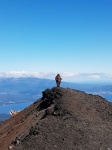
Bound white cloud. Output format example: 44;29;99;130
0;71;56;79
0;71;112;81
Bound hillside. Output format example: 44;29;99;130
0;87;112;150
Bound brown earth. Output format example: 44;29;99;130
0;87;112;150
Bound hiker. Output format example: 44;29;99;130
55;74;62;87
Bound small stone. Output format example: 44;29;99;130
8;144;14;150
54;145;57;148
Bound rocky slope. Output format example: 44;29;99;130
0;87;112;150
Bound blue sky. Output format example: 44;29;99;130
0;0;112;82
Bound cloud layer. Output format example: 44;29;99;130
0;71;112;82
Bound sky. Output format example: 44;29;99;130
0;0;112;83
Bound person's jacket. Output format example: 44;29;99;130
55;75;62;83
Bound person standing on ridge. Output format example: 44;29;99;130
55;74;62;87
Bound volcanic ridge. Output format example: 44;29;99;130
0;87;112;150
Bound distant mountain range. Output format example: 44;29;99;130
0;77;112;121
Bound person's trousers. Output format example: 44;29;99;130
56;82;60;87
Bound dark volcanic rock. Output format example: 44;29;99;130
0;87;112;150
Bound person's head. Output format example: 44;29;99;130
57;74;60;76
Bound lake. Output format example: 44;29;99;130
0;102;32;114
